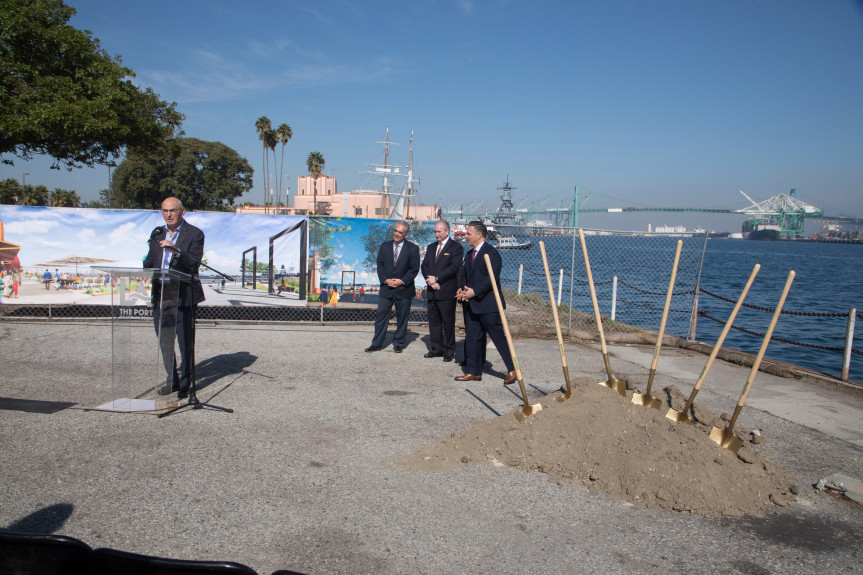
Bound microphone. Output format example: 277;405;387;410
148;226;164;245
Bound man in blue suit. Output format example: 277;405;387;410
421;220;464;362
455;221;517;384
365;221;420;353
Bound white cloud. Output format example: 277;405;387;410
77;228;96;242
4;219;60;236
108;222;140;246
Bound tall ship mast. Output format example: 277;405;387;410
358;127;419;220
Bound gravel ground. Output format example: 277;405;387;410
0;320;860;575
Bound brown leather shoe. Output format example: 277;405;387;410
454;374;482;381
503;370;517;385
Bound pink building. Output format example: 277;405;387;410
236;173;441;220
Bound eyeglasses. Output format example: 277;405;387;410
161;208;182;214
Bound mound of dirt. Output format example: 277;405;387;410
398;377;796;516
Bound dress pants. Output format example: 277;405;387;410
427;297;456;357
153;300;195;391
372;294;411;348
463;305;514;376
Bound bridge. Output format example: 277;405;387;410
443;188;860;239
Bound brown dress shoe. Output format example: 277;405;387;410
503;370;517;385
454;374;482;381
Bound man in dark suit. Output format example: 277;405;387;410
455;221;516;384
143;197;205;399
421;220;463;362
365;221;420;353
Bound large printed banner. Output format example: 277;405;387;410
0;205;305;306
0;207;444;307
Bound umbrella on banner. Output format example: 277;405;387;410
34;253;119;275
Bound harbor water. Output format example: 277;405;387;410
498;235;862;382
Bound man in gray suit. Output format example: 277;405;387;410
365;221;420;353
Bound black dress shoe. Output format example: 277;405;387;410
365;346;382;352
158;384;179;396
393;346;403;353
443;356;454;362
177;388;190;399
424;351;443;358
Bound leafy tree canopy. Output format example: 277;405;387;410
0;177;80;206
110;137;253;211
0;0;184;169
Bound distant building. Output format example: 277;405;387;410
236;173;441;220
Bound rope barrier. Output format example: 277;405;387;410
699;287;852;317
617;278;696;296
698;311;862;355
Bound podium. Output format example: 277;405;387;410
91;267;195;413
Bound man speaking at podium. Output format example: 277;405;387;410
144;197;205;399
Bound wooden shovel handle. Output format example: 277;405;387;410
650;240;683;372
692;264;761;393
540;241;567;368
578;229;609;355
735;270;796;409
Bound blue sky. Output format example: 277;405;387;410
2;0;861;232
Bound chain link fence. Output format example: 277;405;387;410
1;216;857;380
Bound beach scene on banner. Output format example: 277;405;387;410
0;205;304;306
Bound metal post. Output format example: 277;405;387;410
688;232;709;341
611;276;618;321
568;186;577;330
557;269;563;306
842;308;857;381
518;264;524;295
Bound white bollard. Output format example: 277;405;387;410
557;269;564;306
842;307;857;381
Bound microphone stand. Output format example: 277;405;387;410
158;251;235;419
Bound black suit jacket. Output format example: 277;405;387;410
143;220;205;307
376;240;420;299
463;241;505;314
421;238;464;301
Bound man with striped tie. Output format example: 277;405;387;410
365;221;420;353
420;220;463;362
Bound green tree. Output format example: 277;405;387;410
0;178;21;204
265;128;278;208
49;188;80;207
306;151;325;215
360;220;434;272
276;123;292;207
23;184;49;206
255;116;271;208
0;0;183;169
111;137;253;211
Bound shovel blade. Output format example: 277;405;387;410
665;408;692;424
515;402;543;422
632;392;662;410
599;378;627;398
709;425;744;453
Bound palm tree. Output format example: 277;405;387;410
255;116;271;210
306;151;325;215
266;129;279;210
276;123;292;208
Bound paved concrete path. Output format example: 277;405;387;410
0;321;860;575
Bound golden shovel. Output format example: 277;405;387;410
710;270;795;452
667;264;760;423
539;241;572;402
578;228;627;397
633;240;683;409
484;253;542;421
